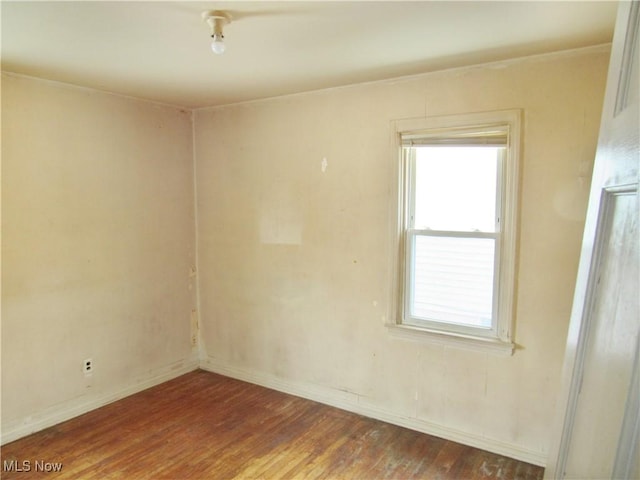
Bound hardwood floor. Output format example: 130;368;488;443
1;370;544;479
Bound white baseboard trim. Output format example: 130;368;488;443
200;355;547;467
1;358;199;445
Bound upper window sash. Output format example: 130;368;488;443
404;145;506;235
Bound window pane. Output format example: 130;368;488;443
414;147;500;232
411;235;494;328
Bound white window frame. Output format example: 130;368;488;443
388;110;521;355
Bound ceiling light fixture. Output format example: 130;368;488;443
202;10;231;55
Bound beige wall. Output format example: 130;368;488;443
194;47;609;463
1;46;608;461
1;74;197;440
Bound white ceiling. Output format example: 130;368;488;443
1;1;617;108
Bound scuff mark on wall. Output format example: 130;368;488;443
190;309;199;349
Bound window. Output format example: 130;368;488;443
391;111;520;353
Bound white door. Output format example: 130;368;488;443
545;2;640;479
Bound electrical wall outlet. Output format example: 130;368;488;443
83;358;93;376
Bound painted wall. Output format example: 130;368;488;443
194;47;609;464
1;74;198;441
1;46;609;461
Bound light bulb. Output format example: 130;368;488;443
211;34;225;54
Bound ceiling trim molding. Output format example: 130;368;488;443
194;43;612;112
2;43;611;113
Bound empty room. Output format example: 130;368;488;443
2;1;639;479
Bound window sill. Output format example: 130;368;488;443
386;323;515;356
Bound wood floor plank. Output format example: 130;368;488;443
1;370;544;479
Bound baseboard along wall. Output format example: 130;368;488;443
1;358;199;445
2;354;547;467
200;356;547;467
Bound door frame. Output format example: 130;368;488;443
545;2;640;478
